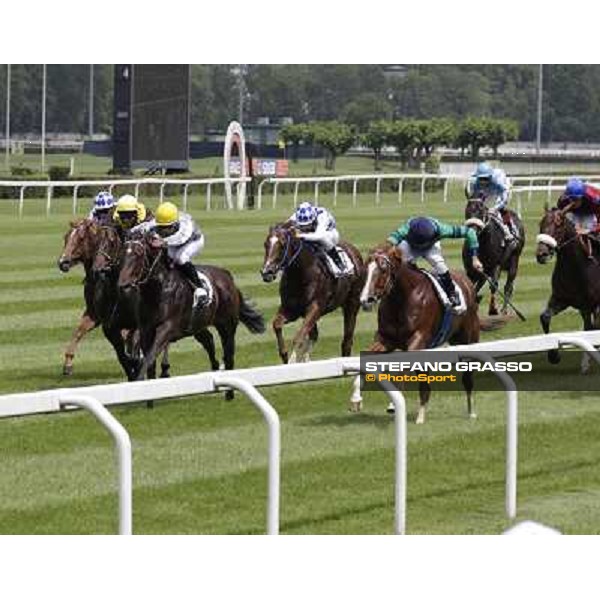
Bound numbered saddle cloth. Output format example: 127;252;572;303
323;247;355;278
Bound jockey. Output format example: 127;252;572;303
136;201;209;309
113;194;152;236
288;201;346;274
88;190;115;225
465;162;515;242
388;216;483;307
557;178;600;233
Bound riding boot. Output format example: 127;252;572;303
177;262;209;308
326;247;346;276
438;271;459;307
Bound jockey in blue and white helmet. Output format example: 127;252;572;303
288;201;345;273
88;191;115;224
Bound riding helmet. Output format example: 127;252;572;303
406;217;438;250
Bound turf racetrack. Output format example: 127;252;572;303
1;185;600;534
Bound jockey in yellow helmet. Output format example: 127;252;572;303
113;194;151;234
136;201;209;308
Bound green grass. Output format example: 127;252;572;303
0;182;599;535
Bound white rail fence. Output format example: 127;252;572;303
1;330;599;535
0;177;251;217
3;172;600;217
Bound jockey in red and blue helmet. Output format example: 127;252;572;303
557;178;600;232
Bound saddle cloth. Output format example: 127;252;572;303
322;247;355;278
196;268;215;306
420;269;467;316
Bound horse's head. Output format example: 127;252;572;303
58;219;98;272
360;243;402;310
92;226;122;280
261;224;295;283
464;199;487;230
118;233;164;291
536;205;573;264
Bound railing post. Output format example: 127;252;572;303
72;184;80;215
528;177;533;204
183;183;189;212
18;186;26;218
352;179;358;207
46;185;53;217
398;178;404;204
375;177;381;205
213;376;280;535
59;394;132;535
272;181;279;209
333;179;338;207
206;183;212;211
159;182;166;204
420;175;426;203
134;181;141;199
314;181;320;206
257;179;266;210
293;180;300;208
443;177;450;203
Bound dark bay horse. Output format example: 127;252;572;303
463;199;525;315
57;219;101;375
118;233;265;396
260;222;366;363
357;243;510;424
93;225;171;381
536;206;600;369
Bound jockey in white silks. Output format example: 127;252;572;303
465;162;516;242
88;190;115;225
134;201;209;308
287;201;346;275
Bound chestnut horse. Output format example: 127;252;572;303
118;233;265;397
57;219;101;375
536;205;600;370
355;243;509;424
260;222;365;363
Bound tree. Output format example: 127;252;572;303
362;121;390;171
414;118;456;158
341;92;391;130
279;123;309;163
387;120;419;167
308;121;355;170
485;118;519;157
455;117;490;159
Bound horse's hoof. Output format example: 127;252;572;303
146;401;154;409
62;365;73;376
386;402;395;415
281;353;289;364
348;401;362;413
548;349;561;364
160;371;170;379
489;308;499;316
225;389;234;401
469;412;478;420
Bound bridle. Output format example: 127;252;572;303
369;251;395;299
267;227;304;273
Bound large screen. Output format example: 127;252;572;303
131;65;190;169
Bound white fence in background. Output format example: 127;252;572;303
0;177;251;217
3;172;600;216
1;330;599;535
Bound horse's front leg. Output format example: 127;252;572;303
540;298;568;364
502;253;520;315
290;302;321;363
488;265;502;316
63;312;97;375
272;309;289;364
406;332;430;424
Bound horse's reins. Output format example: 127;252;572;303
270;228;303;272
125;239;163;287
371;252;395;297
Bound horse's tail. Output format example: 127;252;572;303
479;314;514;332
238;292;266;334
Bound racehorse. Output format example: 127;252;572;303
118;232;265;397
463;199;525;316
356;243;510;424
260;222;366;363
57;219;101;375
536;205;600;369
93;225;171;381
